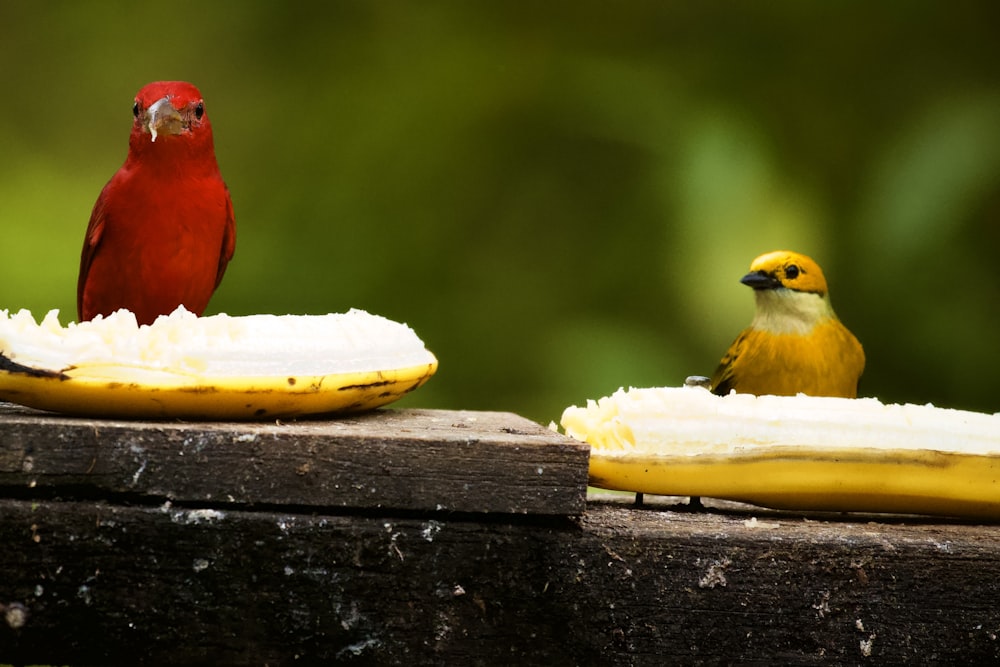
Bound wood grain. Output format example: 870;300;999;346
0;403;588;515
1;497;998;664
2;403;998;664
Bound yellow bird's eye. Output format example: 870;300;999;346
785;264;800;280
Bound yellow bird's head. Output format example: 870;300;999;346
742;250;829;296
742;250;836;335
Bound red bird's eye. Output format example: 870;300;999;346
194;102;204;120
132;102;140;118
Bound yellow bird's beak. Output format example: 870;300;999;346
740;270;782;291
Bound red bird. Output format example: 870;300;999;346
77;81;236;325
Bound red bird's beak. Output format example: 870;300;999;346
146;97;185;143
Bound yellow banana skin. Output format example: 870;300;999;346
565;387;1000;520
589;449;1000;520
0;308;438;420
0;355;437;420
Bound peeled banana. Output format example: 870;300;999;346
0;307;437;420
561;386;1000;520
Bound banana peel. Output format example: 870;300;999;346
561;386;1000;520
0;307;437;420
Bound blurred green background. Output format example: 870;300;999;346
1;1;998;423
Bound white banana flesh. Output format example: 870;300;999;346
0;307;437;420
562;386;1000;520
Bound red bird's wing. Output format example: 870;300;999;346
215;186;237;290
76;189;109;321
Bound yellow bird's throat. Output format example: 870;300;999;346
749;288;835;335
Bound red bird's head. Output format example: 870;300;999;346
128;81;215;156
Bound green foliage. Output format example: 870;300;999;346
1;1;999;420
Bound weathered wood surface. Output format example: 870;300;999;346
0;403;588;515
2;404;1000;664
2;496;999;664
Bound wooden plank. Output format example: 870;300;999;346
1;496;998;664
0;403;588;516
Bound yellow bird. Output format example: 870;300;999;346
711;250;865;398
